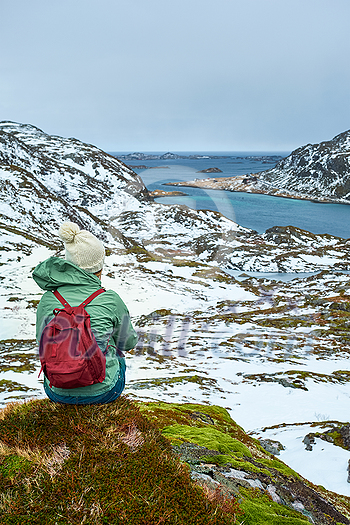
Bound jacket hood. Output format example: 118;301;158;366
32;257;101;291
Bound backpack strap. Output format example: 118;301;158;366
79;288;105;307
52;288;105;308
53;290;71;307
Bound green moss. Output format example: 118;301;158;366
200;453;236;465
192;268;236;283
314;429;344;448
240;488;309;524
0;454;32;480
0;399;347;524
243;369;350;391
0;340;38;374
130;375;218;391
258;457;300;479
0;222;60;250
139;401;237;426
26;299;40;309
327;431;345;448
230;458;272;476
126;245;156;262
162;424;252;457
172;260;202;267
139;402;266;458
0;379;36;393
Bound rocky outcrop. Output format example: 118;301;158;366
117;151;183;161
149;189;188;197
1;397;349;525
141;402;350;524
303;424;350;452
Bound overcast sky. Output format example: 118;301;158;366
1;0;350;152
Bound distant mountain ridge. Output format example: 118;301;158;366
116;152;184;160
114;151;283;162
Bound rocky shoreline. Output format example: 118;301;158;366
149;189;188;197
163;174;350;205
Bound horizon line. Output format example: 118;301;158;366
107;149;291;154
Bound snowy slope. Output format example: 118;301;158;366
0;121;148;247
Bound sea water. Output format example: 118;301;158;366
112;152;350;239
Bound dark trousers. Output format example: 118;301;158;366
44;358;126;405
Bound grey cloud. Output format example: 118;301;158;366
1;0;350;151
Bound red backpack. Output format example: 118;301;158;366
39;289;106;389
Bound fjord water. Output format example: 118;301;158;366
119;152;350;239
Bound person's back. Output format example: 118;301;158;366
33;222;138;404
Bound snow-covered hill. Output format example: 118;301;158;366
258;129;350;202
0;121;149;248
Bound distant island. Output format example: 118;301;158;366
197;167;222;173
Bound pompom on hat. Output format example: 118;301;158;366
59;222;105;274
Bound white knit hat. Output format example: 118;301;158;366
59;222;105;274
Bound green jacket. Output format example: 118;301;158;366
33;257;138;398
